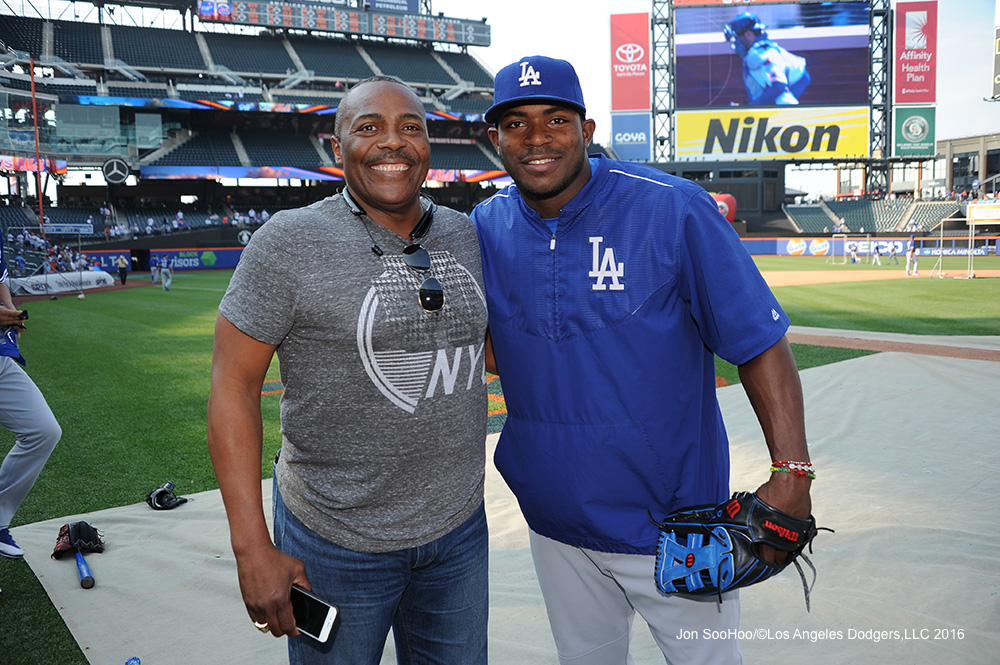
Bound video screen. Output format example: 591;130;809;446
674;1;870;109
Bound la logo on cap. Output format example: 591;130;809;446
518;61;542;88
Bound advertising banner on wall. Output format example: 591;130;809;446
894;106;936;156
611;113;652;161
993;26;1000;98
675;106;869;160
610;13;651;112
968;202;1000;222
148;248;247;271
895;1;937;104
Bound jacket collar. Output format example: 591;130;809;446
510;153;609;229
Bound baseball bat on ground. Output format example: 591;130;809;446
75;550;94;588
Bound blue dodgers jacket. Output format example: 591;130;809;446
472;155;789;555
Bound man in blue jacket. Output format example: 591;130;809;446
473;55;814;664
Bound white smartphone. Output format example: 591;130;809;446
291;584;338;643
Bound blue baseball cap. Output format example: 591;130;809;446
485;55;587;125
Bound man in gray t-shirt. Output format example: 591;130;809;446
207;77;489;664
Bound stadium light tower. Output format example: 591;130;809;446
651;0;673;162
867;0;891;195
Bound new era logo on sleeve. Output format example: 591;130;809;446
518;60;542;87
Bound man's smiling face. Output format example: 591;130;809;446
332;80;431;217
489;104;596;219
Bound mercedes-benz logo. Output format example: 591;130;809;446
616;43;644;63
102;158;130;185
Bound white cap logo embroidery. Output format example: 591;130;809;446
518;61;542;88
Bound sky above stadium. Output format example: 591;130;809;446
436;0;1000;196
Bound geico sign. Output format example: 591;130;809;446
614;131;647;144
676;108;868;160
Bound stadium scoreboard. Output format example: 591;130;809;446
198;1;491;47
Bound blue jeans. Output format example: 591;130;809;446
273;480;488;665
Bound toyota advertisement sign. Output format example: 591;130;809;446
611;13;652;160
611;13;651;112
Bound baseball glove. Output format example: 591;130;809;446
145;481;188;510
51;521;105;559
651;491;828;609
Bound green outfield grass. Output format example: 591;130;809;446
754;254;1000;336
752;253;1000;273
1;264;998;665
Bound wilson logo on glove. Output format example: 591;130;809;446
650;491;832;611
763;519;800;543
725;499;741;519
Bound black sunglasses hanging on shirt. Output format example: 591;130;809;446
342;188;444;313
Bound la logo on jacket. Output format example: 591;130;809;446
589;236;625;291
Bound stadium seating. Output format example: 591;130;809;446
43;207;104;239
109;25;206;71
825;199;913;233
288;35;375;80
107;84;170;99
51;20;104;66
238;130;324;168
151;131;243;167
0;16;45;59
46;81;100;97
0;206;35;232
44;207;99;225
905;201;960;232
174;85;266;103
268;91;343;107
202;32;296;77
783;204;836;233
428;142;498;172
442;97;491;114
362;42;456;86
436;51;494;88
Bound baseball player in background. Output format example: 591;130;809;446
724;13;811;105
159;254;174;291
0;235;61;559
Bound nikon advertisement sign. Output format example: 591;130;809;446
894;107;936;156
675;107;869;161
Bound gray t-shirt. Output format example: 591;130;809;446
219;194;489;553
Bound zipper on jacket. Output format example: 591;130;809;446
550;233;556;250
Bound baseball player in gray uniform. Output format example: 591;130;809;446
0;235;61;558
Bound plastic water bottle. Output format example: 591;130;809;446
125;658;141;665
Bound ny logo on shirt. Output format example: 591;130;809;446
518;61;542;87
589;236;624;291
